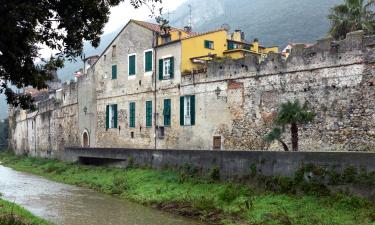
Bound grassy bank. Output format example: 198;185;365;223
0;151;374;225
0;198;53;225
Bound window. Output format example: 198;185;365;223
158;57;174;80
144;50;153;72
112;65;117;79
112;45;116;57
164;59;170;78
163;99;171;126
128;54;136;76
213;136;222;150
228;42;238;50
162;35;171;44
204;40;214;49
180;95;195;126
106;104;118;129
129;102;136;128
145;101;152;127
104;54;107;61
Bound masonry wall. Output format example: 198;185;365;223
94;22;157;148
9;82;80;157
173;31;375;151
61;147;375;198
9;31;375;155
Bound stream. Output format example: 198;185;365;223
0;165;204;225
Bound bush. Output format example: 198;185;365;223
179;163;199;182
208;166;220;182
218;184;253;203
110;176;129;195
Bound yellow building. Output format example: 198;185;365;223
224;30;278;59
152;20;278;73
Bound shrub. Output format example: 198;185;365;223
179;163;199;182
208;166;220;182
126;156;135;169
218;184;253;203
110;176;129;195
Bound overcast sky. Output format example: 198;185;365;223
104;0;187;34
38;0;187;60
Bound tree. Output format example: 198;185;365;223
0;0;161;109
328;0;375;40
265;99;315;152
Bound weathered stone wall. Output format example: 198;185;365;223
94;21;156;148
9;81;80;157
175;31;375;151
9;31;375;154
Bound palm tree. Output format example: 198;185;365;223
265;100;315;152
265;128;290;152
328;0;375;40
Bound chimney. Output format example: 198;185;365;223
184;26;192;33
252;38;259;53
232;29;242;42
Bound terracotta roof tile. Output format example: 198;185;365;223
132;20;163;33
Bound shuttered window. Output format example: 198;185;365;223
145;101;152;127
128;54;136;76
204;40;214;49
228;42;235;50
129;102;136;128
112;65;117;79
180;95;195;126
106;104;118;129
163;99;171;126
144;51;153;72
159;57;174;80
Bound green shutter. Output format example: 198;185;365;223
159;59;163;80
228;42;234;50
130;102;135;128
106;105;110;129
146;101;152;127
164;99;171;126
169;57;174;79
204;40;209;48
129;55;136;75
145;51;152;72
180;96;184;126
113;104;118;128
190;96;195;125
112;65;117;79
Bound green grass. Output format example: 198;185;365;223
0;151;374;225
0;198;53;225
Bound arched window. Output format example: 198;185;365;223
82;130;89;147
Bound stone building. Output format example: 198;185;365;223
8;21;375;156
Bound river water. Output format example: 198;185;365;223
0;165;203;225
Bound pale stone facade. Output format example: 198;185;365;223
9;29;375;156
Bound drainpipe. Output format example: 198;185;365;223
153;32;158;150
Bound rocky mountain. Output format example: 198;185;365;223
0;0;342;119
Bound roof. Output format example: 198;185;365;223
131;20;164;33
132;20;199;36
182;28;226;40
